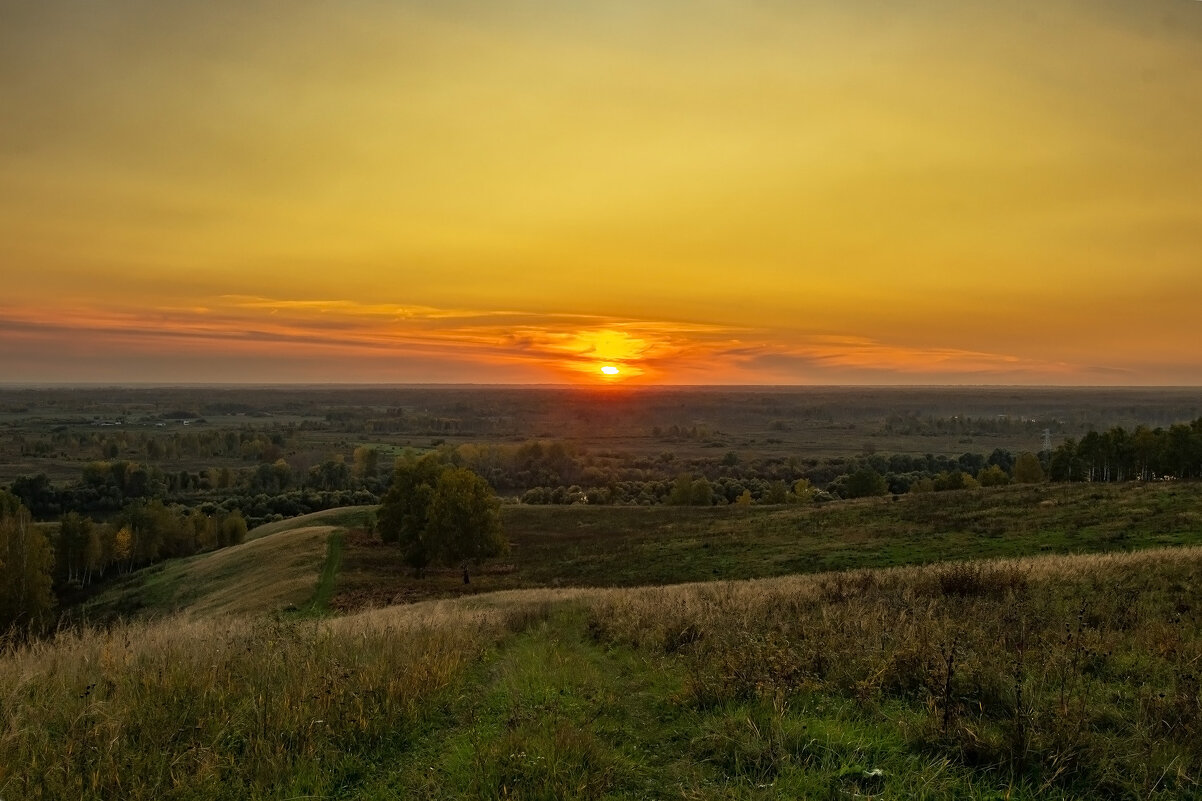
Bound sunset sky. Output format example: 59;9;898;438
2;0;1201;385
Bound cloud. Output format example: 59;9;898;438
0;295;1135;385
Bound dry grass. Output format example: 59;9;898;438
81;524;336;621
6;547;1201;799
0;594;557;800
586;547;1202;797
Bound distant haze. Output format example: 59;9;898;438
2;1;1201;385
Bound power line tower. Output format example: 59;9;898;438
1041;428;1052;451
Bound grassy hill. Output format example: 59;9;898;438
81;481;1202;621
18;481;1201;799
78;524;339;620
335;481;1202;608
5;544;1200;799
245;505;375;541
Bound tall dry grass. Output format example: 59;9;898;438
587;547;1202;797
3;547;1200;799
0;596;553;800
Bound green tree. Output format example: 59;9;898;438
689;478;714;506
1013;451;1045;484
667;473;694;506
977;464;1011;487
1;498;56;631
378;455;445;575
844;468;887;498
764;480;789;505
221;510;248;547
378;459;506;580
790;478;816;504
426;468;506;583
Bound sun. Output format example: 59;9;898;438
600;365;620;376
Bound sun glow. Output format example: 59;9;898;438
600;365;620;376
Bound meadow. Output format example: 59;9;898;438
3;542;1199;799
4;386;1202;798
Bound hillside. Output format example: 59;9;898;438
80;481;1202;621
78;523;339;620
335;480;1202;608
6;544;1200;799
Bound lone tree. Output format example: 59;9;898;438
378;457;506;581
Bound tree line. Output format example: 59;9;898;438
1044;420;1202;482
0;489;247;635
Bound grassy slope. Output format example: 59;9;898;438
79;524;338;620
335;481;1202;607
80;481;1202;620
245;505;375;541
75;506;379;621
8;547;1201;800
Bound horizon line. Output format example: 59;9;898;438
2;382;1200;391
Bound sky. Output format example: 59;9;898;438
2;0;1201;385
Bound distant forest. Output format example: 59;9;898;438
3;386;1202;631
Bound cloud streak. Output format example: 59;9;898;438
0;297;1123;385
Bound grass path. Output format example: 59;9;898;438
356;608;1023;800
296;530;345;616
365;606;694;798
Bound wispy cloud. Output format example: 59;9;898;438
0;296;1109;384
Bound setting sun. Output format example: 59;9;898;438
600;365;620;376
2;2;1201;385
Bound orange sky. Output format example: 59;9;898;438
2;1;1201;385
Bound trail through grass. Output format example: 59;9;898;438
295;530;344;616
5;547;1201;799
350;606;1050;800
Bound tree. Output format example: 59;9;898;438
844;468;887;498
425;468;506;583
112;526;134;573
353;446;380;479
1;498;55;631
689;478;715;506
378;455;445;575
57;512;94;585
667;473;694;506
221;510;248;547
977;464;1011;487
1013;451;1045;484
1048;439;1081;482
378;459;506;580
763;480;788;505
790;478;816;504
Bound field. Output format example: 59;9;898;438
66;481;1202;622
338;481;1202;611
3;385;1201;485
4;386;1202;799
2;541;1199;799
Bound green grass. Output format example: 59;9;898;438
77;524;336;621
27;481;1202;798
334;482;1202;608
15;545;1199;799
294;530;345;617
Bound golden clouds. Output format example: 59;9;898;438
1;2;1201;383
0;296;1127;385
